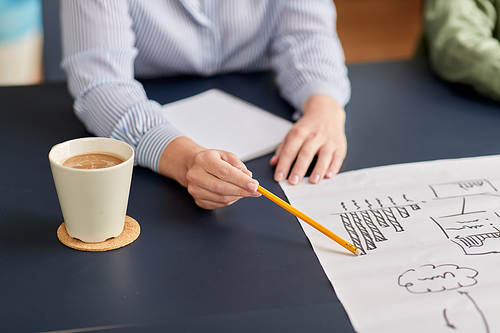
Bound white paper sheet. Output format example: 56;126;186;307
280;155;500;333
161;89;293;162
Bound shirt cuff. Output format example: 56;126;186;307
135;123;184;173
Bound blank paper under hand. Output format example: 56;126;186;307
161;89;293;162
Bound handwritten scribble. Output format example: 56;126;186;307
382;208;404;232
398;264;477;294
334;195;420;255
360;211;387;242
365;199;373;210
410;204;421;211
398;264;489;332
350;212;376;250
402;194;413;202
372;209;389;228
446;224;484;231
460;180;484;190
431;196;500;255
443;309;455;329
340;213;364;254
429;179;497;198
395;206;410;218
352;200;361;210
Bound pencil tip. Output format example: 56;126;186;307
354;249;362;256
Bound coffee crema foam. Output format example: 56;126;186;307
62;152;125;170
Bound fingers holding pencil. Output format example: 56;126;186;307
256;185;360;256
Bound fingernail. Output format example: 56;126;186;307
251;192;261;197
246;182;258;192
290;174;300;185
311;173;320;184
326;171;334;178
275;172;284;182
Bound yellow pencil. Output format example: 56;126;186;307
257;185;361;256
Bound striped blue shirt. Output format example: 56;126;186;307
60;0;351;173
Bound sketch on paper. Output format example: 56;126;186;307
331;179;500;256
429;180;500;255
428;179;497;198
279;156;500;333
331;195;424;255
398;264;489;332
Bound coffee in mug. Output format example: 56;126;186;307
63;152;125;169
49;138;134;243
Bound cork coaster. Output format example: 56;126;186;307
57;216;140;252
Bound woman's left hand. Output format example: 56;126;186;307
270;94;347;185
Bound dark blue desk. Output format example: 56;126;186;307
1;59;500;332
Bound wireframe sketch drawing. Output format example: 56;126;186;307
334;179;500;256
279;156;500;332
398;264;489;332
429;180;500;255
333;195;423;255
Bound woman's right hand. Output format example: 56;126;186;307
158;136;261;210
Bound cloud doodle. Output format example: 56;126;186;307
398;264;478;294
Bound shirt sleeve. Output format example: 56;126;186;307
60;0;183;173
425;0;500;101
270;0;351;115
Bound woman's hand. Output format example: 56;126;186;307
159;136;260;210
270;94;347;185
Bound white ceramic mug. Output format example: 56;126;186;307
49;138;134;243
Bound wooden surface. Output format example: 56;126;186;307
336;0;423;63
